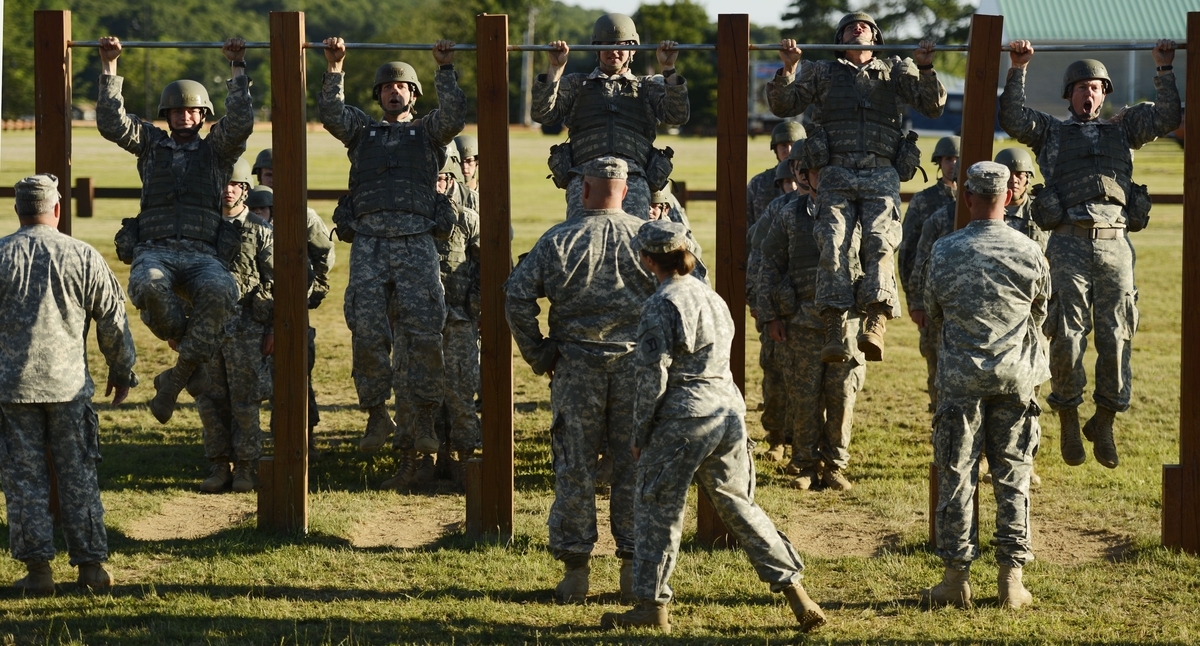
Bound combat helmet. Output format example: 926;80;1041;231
373;62;423;101
230;158;254;187
788;137;810;172
774;159;794;184
246;185;273;209
771;121;806;151
835;12;883;46
931;136;961;163
158;80;214;119
455;134;479;160
439;145;464;182
252;148;273;175
1062;59;1113;99
994;148;1035;175
650;184;673;205
592;13;640;44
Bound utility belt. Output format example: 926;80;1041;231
1052;223;1127;240
828;153;893;170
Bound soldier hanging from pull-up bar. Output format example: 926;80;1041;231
96;36;254;425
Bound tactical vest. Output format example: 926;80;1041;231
570;77;656;166
137;142;223;244
226;211;271;306
1050;122;1133;209
437;201;474;315
1005;199;1038;239
819;62;904;159
350;120;441;222
787;195;820;300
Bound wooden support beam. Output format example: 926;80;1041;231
697;14;751;550
954;13;1004;230
258;10;309;533
34;10;72;235
474;13;515;538
1168;10;1200;554
75;177;94;218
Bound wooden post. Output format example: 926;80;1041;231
698;13;751;549
75;177;95;218
258;10;309;533
954;13;1003;229
34;10;72;235
474;13;515;538
675;180;687;210
1166;11;1200;554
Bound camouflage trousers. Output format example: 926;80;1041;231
345;234;446;417
1043;234;1138;413
196;315;267;463
919;321;941;411
814;165;902;314
933;393;1040;570
0;399;107;565
427;319;481;452
759;331;787;436
307;326;320;429
127;245;239;364
780;324;865;471
547;353;638;560
566;174;651;221
633;414;805;604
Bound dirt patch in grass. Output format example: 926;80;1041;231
126;492;256;541
1033;520;1132;564
784;506;904;558
349;494;466;549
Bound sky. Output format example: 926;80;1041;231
579;0;795;29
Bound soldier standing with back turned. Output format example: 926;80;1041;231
999;39;1180;468
769;13;945;363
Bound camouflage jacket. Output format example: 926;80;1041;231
441;189;481;323
926;219;1050;401
305;208;336;303
746;191;797;314
999;67;1180;226
766;57;946;125
0;225;137;402
909;203;955;313
532;68;689;175
1004;196;1048;252
746;166;782;229
225;208;274;328
900;180;955;304
633;275;745;448
505;208;657;374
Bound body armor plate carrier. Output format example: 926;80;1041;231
350;120;443;228
819;62;904;160
1051;122;1133;209
137;142;223;244
570;77;657;167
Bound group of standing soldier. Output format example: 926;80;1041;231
0;10;1179;631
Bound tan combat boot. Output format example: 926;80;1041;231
997;564;1033;609
414;454;437;485
920;566;971;608
790;466;820;491
359;404;395;453
77;563;114;592
764;428;787;462
858;307;888;362
783;583;826;633
620;558;635;604
232;461;255;493
380;450;418;490
413;405;441;455
821;465;853;491
820;310;849;363
14;561;54;596
1059;407;1086;466
149;358;200;424
1083;406;1119;468
600;600;671;633
555;560;590;604
200;461;233;493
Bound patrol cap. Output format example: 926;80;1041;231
14;174;61;216
582;156;628;180
964;161;1010;196
634;220;689;254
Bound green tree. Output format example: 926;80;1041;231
634;0;717;131
781;0;851;60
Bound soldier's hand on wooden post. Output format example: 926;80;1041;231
914;40;935;68
433;39;455;66
657;40;679;70
98;37;121;75
1009;40;1033;69
323;37;347;73
1154;39;1177;67
106;380;129;406
779;39;801;76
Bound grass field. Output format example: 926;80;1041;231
0;125;1197;645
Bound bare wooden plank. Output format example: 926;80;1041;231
75;177;94;218
1177;11;1200;554
954;14;1004;230
1164;464;1183;549
476;13;515;537
33;10;72;235
260;10;309;533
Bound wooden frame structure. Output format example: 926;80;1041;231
29;9;1200;553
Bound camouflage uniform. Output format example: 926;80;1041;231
196;208;273;464
925;218;1050;570
0;223;137;567
318;69;465;425
304;208;336;430
768;58;945;316
758;193;866;471
532;69;689;220
633;271;805;604
747;192;796;441
999;67;1180;413
900;181;955;407
96;74;251;365
746;167;783;228
505;207;657;562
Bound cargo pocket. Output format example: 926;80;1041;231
1115;290;1139;341
1017;400;1042;461
83;402;102;462
638;438;689;504
931;404;963;469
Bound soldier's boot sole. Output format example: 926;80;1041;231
77;563;114;592
619;559;635;604
820;341;850;363
1059;408;1087;466
998;565;1033;609
857;331;884;362
783;583;826;633
920;567;972;609
554;565;590;604
14;561;54;596
600;602;671;633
